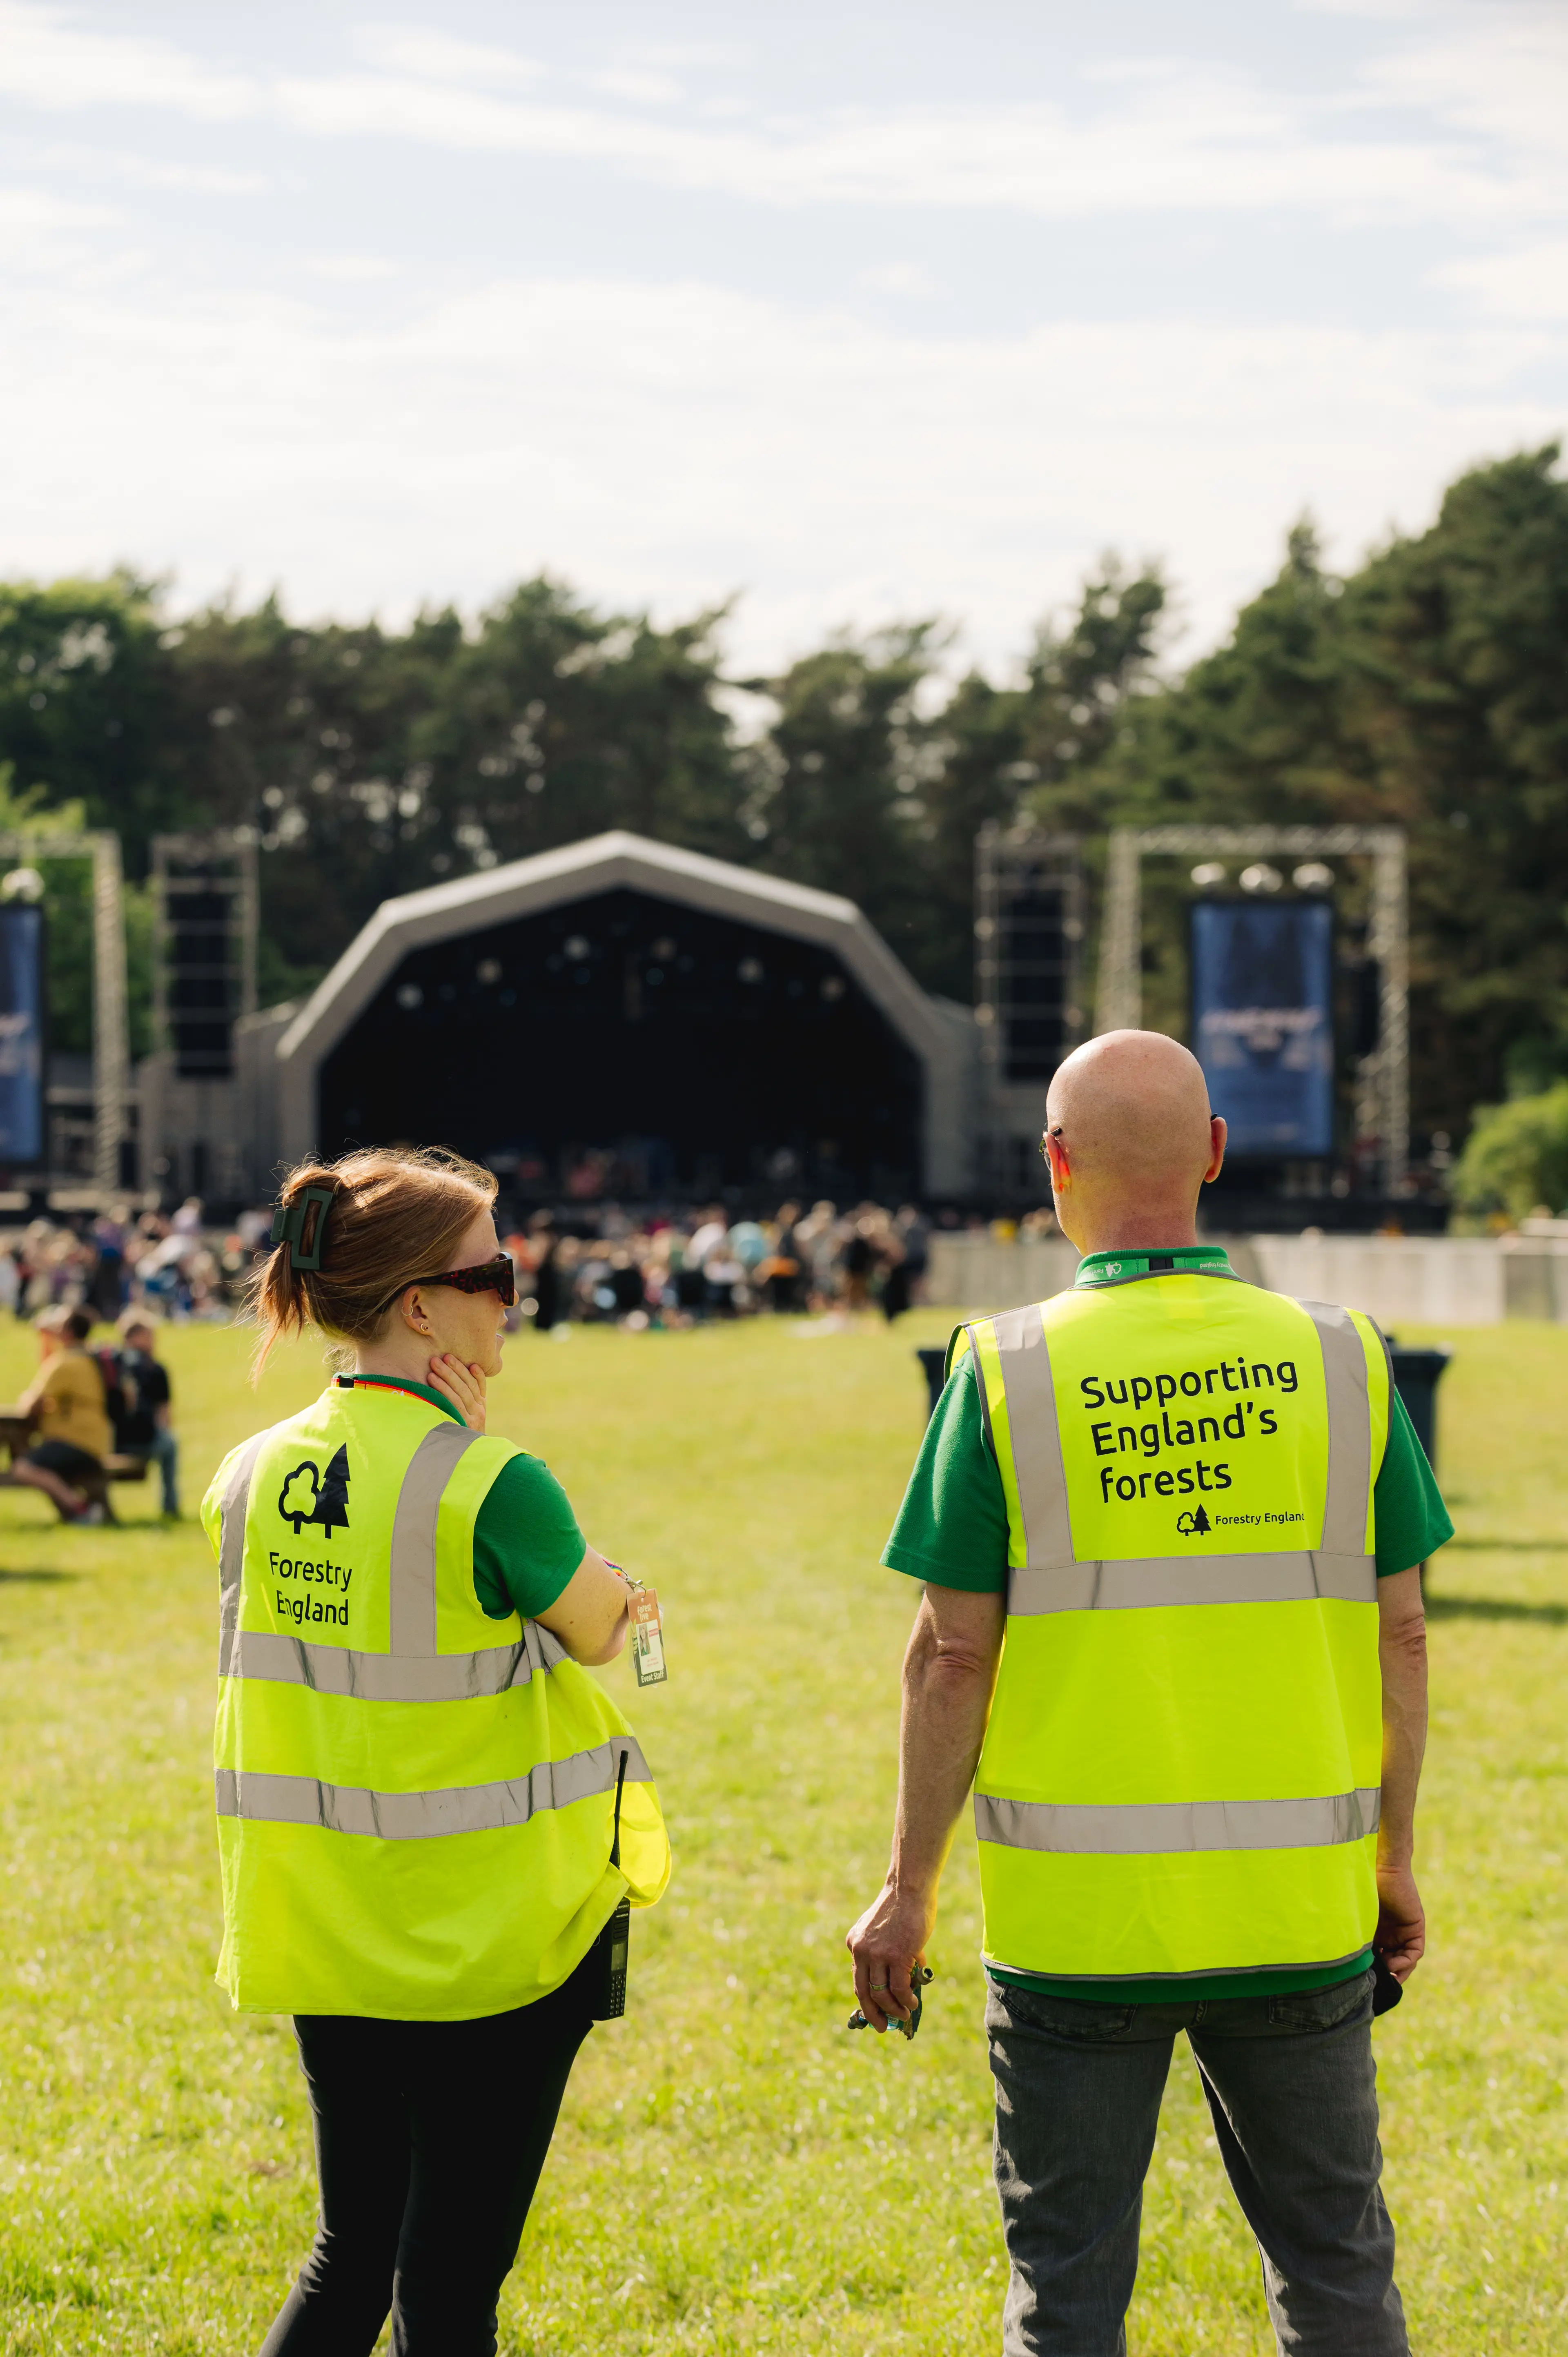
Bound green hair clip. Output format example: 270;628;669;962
270;1185;335;1274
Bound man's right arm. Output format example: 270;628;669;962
1375;1564;1428;1981
846;1583;1004;2031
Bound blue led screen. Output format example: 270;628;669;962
1190;900;1334;1158
0;904;45;1165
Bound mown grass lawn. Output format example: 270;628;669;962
0;1307;1561;2355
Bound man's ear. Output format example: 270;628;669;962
1044;1131;1071;1191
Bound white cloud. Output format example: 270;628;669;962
0;186;111;227
118;159;264;193
0;0;253;116
860;261;940;296
1351;8;1568;152
1435;239;1568;322
0;183;116;271
0;271;1555;670
1303;2;1453;20
359;29;543;87
261;72;1563;226
0;6;1561;232
595;69;683;106
301;254;400;282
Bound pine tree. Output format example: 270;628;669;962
314;1445;351;1537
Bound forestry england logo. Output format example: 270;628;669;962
278;1447;351;1537
1176;1505;1212;1538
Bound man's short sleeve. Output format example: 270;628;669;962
473;1451;588;1620
1372;1388;1454;1579
881;1352;1011;1592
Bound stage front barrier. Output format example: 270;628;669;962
924;1235;1080;1314
923;1231;1568;1328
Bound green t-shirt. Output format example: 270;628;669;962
881;1254;1454;2005
335;1376;585;1620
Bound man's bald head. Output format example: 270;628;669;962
1043;1031;1225;1249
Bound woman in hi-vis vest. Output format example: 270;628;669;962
203;1147;670;2357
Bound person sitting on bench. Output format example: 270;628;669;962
117;1311;180;1520
12;1305;112;1524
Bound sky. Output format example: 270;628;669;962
1;0;1565;677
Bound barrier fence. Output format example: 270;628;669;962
923;1232;1568;1328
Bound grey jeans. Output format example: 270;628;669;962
986;1967;1408;2357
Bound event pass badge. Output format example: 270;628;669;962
627;1580;667;1687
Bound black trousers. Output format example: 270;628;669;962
259;1960;595;2357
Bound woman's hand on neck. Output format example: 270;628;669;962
351;1329;488;1434
352;1265;502;1430
426;1352;487;1432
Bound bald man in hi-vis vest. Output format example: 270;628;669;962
848;1031;1448;2357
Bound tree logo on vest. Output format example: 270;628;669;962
1176;1504;1211;1538
278;1446;351;1537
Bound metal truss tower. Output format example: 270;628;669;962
1095;824;1409;1195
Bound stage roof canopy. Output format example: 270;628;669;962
275;831;973;1195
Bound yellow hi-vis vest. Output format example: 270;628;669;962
204;1384;670;2019
956;1270;1390;1986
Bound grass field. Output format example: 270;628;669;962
0;1307;1561;2354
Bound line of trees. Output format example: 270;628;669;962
1;444;1565;1150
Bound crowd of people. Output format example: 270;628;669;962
0;1191;951;1525
0;1198;964;1339
0;1200;265;1325
506;1199;937;1329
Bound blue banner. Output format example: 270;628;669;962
0;905;45;1165
1190;900;1334;1157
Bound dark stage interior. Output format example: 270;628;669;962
319;887;924;1201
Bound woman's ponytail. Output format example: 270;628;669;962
252;1163;347;1364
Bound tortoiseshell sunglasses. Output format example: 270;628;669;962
380;1254;517;1312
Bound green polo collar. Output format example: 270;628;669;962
1074;1245;1232;1289
334;1372;463;1426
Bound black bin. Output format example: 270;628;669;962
916;1347;949;1418
1387;1343;1451;1469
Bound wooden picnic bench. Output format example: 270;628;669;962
0;1411;149;1522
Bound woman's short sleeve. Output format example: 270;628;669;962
472;1452;588;1621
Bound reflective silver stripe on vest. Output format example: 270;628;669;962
990;1291;1376;1612
390;1422;481;1655
217;1434;269;1678
1008;1551;1376;1613
222;1615;568;1701
988;1306;1073;1573
1294;1299;1372;1562
214;1734;649;1840
975;1785;1380;1856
